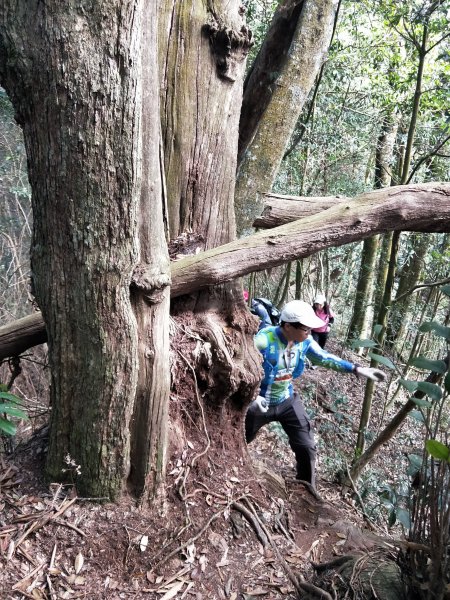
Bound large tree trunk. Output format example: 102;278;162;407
157;0;261;484
0;0;170;500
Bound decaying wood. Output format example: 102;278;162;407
171;183;450;297
251;459;288;499
0;313;47;360
1;183;449;360
253;193;348;228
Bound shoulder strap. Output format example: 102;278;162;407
259;328;280;384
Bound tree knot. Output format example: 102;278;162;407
203;14;253;82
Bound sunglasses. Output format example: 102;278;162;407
290;322;311;333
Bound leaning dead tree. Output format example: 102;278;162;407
1;182;449;361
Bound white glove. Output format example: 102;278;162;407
251;395;269;413
355;366;386;382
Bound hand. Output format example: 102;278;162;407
251;395;269;413
355;366;386;382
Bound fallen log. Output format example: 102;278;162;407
1;183;450;360
253;193;348;228
170;183;450;296
0;313;47;361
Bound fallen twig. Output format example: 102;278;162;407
11;560;46;591
53;518;86;537
11;496;77;558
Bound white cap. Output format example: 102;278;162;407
280;300;325;328
314;293;326;304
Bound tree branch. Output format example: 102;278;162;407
393;276;450;303
1;183;450;359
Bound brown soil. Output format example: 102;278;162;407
0;340;410;600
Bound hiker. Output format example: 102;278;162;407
245;300;385;488
311;293;335;349
251;297;280;330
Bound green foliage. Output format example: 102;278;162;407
418;321;450;340
408;356;447;373
270;0;450;199
367;352;396;370
425;439;450;463
350;339;378;349
0;384;27;437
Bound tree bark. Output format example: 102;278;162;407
238;0;305;163
347;112;398;343
1;183;450;360
128;3;171;501
0;0;170;500
253;194;348;228
346;237;379;343
385;233;430;352
0;313;47;358
171;183;450;297
234;0;337;234
157;0;262;490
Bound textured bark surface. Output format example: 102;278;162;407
170;183;450;297
159;0;252;248
157;0;261;480
385;233;430;350
0;0;169;499
0;313;47;359
235;0;337;234
128;3;171;501
346;113;398;342
346;237;379;342
253;194;348;228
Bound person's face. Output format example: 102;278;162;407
315;303;324;310
283;322;311;342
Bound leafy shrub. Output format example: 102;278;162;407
0;384;27;436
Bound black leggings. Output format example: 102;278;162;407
312;331;329;349
245;393;317;487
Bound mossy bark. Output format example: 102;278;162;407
347;112;398;344
234;0;337;234
346;237;380;344
0;0;170;499
385;233;430;352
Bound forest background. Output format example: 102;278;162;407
0;0;449;598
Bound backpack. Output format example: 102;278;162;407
251;297;280;326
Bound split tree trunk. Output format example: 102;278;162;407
235;0;338;234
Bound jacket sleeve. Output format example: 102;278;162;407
306;338;354;372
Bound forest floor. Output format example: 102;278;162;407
0;340;416;600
